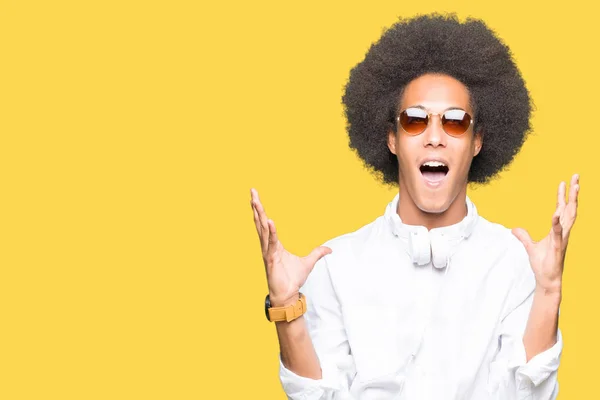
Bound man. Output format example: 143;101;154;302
250;14;579;399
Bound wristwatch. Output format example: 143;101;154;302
264;293;307;322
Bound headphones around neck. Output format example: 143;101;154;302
407;229;453;269
388;195;478;269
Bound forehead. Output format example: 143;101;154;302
400;73;472;112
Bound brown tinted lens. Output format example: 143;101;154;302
441;109;472;136
399;108;428;135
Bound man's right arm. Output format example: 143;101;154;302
277;254;356;400
250;189;354;398
272;297;321;380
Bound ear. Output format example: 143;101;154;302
387;130;398;155
473;132;483;157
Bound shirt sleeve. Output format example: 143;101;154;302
487;243;562;400
279;252;357;400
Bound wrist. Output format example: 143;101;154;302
269;292;300;308
534;283;562;302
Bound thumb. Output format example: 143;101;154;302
512;227;534;253
304;246;333;272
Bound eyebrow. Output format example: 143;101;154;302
404;105;468;112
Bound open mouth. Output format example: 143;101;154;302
420;161;449;184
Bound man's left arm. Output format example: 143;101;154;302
490;173;580;399
523;287;561;363
487;258;562;400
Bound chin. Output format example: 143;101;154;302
414;192;453;215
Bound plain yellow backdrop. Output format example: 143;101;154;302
0;0;598;398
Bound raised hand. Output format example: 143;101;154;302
512;174;580;293
250;189;332;307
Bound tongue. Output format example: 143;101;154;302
422;171;446;182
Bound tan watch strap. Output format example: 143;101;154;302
268;293;307;322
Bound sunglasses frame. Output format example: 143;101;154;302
395;106;474;137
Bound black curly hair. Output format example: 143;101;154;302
342;13;532;185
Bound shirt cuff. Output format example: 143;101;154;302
279;355;348;399
508;329;563;387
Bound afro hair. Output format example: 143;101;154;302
342;13;532;185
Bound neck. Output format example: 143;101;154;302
396;185;468;231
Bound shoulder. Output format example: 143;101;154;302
322;216;387;258
301;215;389;295
320;214;396;280
473;215;534;287
472;216;529;258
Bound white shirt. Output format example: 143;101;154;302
279;194;562;399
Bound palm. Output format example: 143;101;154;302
525;235;564;289
250;189;331;303
268;247;315;298
512;174;579;291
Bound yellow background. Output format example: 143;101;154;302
0;0;597;398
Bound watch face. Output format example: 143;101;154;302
264;294;271;321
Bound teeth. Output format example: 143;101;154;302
423;161;446;167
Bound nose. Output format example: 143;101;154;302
422;114;447;148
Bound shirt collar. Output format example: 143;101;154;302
384;192;479;241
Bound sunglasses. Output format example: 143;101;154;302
396;107;474;137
